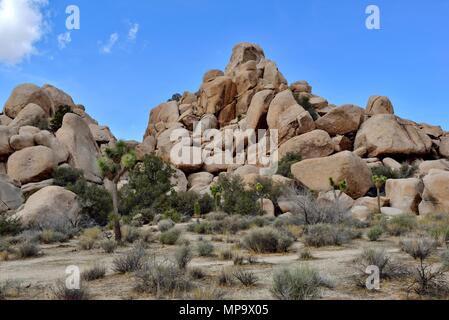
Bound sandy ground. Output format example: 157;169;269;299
0;223;443;300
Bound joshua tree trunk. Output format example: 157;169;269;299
111;178;122;242
376;187;381;214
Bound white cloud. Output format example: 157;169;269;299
100;33;119;54
0;0;49;65
128;23;139;41
57;32;71;49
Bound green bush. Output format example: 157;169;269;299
166;192;214;218
367;225;383;241
99;239;117;253
53;166;83;187
49;105;73;132
303;224;359;247
371;164;417;180
174;245;193;270
387;214;417;236
293;94;319;121
277;152;302;178
271;265;324;300
160;228;181;245
112;244;146;273
197;241;214;257
217;175;262;216
119;155;174;216
0;216;22;236
68;179;113;226
242;227;294;253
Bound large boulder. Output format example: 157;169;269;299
267;90;315;144
258;59;288;89
144;101;180;137
0;115;12;126
315;104;364;136
34;130;69;164
245;90;274;130
55;113;101;183
89;124;115;144
354;115;432;157
9;133;35;151
6;146;56;184
15;186;80;228
171;168;188;193
278;130;334;160
385;178;423;214
225;42;265;77
418;160;449;176
0;175;24;213
198;76;237;116
366;96;394;115
291;151;372;199
135;135;156;161
419;171;449;215
188;172;214;194
42;84;76;112
3;84;40;118
354;196;390;214
8;103;47;129
439;136;449;158
0;126;16;159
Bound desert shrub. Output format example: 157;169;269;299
298;247;314;261
197;241;214;257
134;258;191;297
419;213;449;244
206;212;228;221
17;241;40;258
401;237;449;297
188;215;253;235
49;105;73;132
78;237;96;250
218;248;234;261
166;192;215;218
233;254;245;266
367;225;384;241
189;267;206;280
121;225;140;243
0;281;22;300
303;224;359;247
158;219;175;232
163;209;182;223
217;268;234;286
387;214;417;236
51;280;90;300
233;269;258;287
174;245;193;270
271;265;326;300
441;251;449;271
78;227;102;250
119;155;174;216
39;229;69;244
277;152;302;178
294;94;319;120
113;244;146;273
353;248;408;287
188;287;226;300
82;264;107;281
52;166;83;187
371;164;417;180
243;227;294;253
0;216;22;236
99;239;117;253
217;175;262;216
68;179;113;226
282;187;350;225
160;228;181;245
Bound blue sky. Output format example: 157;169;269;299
1;0;448;141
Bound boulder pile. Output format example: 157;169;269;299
1;42;449;227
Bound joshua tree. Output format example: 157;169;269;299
98;140;136;241
372;175;388;214
329;178;348;202
255;182;265;213
210;185;222;212
193;200;201;219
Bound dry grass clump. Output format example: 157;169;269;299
51;280;90;300
196;240;214;257
113;243;146;273
82;264;107;281
17;241;40;259
174;245;193;270
233;269;258;287
99;239;117;253
78;227;102;251
188;287;226;300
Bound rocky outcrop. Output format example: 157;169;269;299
419;171;449;215
354;115;432;157
291;151;372;199
315;104;364;136
278;130;334;160
366;96;394;115
2;84;40;118
15;186;80;228
386;178;423;214
6;146;56;184
0;175;24;213
56;113;102;183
